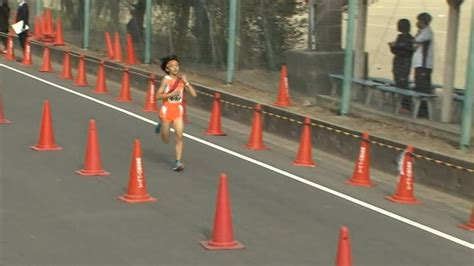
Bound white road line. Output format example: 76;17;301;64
1;63;473;250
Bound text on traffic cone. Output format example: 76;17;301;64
39;46;53;72
205;93;226;136
118;139;157;203
142;74;158;112
116;68;132;102
59;51;73;79
293;117;316;167
273;64;292;107
93;60;108;94
4;35;15;61
74;55;88;86
22;39;33;66
346;132;374;187
385;145;421;204
244;104;269;150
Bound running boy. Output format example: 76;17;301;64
155;55;197;171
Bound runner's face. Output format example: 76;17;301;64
167;61;179;75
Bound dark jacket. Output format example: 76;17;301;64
0;3;10;32
15;2;29;28
390;33;414;77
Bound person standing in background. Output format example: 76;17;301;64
0;0;9;53
389;19;414;109
15;0;29;50
412;12;434;118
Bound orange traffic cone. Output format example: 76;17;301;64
273;64;292;107
113;32;123;62
125;34;139;64
385;145;421;204
116;68;132;102
0;94;11;124
93;61;108;94
30;100;62;151
201;173;244;250
292;117;316;167
59;51;73;80
76;120;110;176
244;104;269;150
4;35;15;61
43;9;53;37
104;32;114;59
205;92;226;136
39;46;53;72
335;226;353;266
53;17;65;46
142;74;157;112
458;205;474;231
34;16;43;40
22;39;33;66
118;139;157;203
346;132;374;187
74;55;88;86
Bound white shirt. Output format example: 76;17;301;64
412;26;434;69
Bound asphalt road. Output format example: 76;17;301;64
0;60;473;265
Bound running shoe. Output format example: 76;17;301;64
173;160;184;172
155;122;161;134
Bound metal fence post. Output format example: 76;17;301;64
144;0;152;64
83;0;91;49
460;2;474;149
226;0;238;84
340;0;357;115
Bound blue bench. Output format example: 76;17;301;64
329;74;437;119
373;85;437;120
329;74;380;105
369;76;443;90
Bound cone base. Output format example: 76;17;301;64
457;223;474;231
346;179;374;187
0;119;12;124
200;240;245;250
205;130;226;136
93;90;108;94
74;82;89;87
385;195;421;205
22;61;33;66
243;144;270;150
54;43;65;46
142;108;158;112
75;169;110;176
273;101;292;107
292;160;316;167
4;56;16;61
118;195;157;203
30;145;62;151
116;98;132;102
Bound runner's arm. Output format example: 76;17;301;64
155;78;180;100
